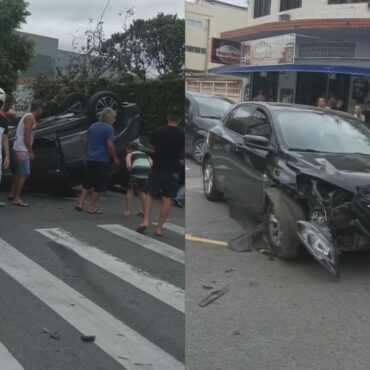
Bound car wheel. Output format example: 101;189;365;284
265;195;304;259
62;92;88;112
203;158;223;201
87;91;123;123
192;138;205;165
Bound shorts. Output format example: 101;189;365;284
127;176;148;193
147;170;178;199
83;161;110;193
13;151;31;176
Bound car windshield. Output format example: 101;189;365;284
194;95;233;118
276;111;370;155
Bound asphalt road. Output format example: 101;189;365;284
186;159;370;370
0;189;184;370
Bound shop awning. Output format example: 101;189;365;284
209;63;370;76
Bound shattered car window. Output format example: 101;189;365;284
276;111;370;154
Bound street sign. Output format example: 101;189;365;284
241;34;296;66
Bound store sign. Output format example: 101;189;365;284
211;38;241;65
241;34;296;66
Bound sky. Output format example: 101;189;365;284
21;0;184;51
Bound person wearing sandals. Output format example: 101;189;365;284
124;142;152;217
75;107;120;214
137;109;184;236
8;100;45;207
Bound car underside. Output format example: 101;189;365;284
3;91;141;195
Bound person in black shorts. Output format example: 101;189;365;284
124;142;152;216
75;108;120;214
137;109;184;236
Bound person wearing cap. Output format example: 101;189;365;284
75;107;120;214
0;88;10;207
8;100;45;207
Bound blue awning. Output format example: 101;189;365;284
209;63;370;76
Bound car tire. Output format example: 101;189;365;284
264;193;305;259
62;92;88;112
203;158;223;201
192;138;205;165
87;91;123;123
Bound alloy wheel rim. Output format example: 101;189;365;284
194;141;205;162
95;96;119;116
204;164;214;194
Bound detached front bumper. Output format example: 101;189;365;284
297;221;340;277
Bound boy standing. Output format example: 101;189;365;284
124;142;152;216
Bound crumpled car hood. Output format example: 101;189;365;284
286;151;370;193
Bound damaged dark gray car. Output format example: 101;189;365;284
202;102;370;276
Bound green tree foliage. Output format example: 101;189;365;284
106;13;185;80
0;0;34;93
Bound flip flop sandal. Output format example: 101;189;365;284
13;202;29;208
136;211;144;217
75;206;83;212
136;225;148;234
87;209;103;215
154;232;163;237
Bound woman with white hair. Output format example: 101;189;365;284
76;107;120;214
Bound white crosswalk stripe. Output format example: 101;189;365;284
0;343;24;370
0;237;184;370
36;228;185;313
98;224;185;264
152;223;185;235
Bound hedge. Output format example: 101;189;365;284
33;77;184;136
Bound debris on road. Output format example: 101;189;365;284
233;331;241;336
81;335;96;343
49;331;61;341
42;327;49;334
202;284;214;290
228;224;263;252
224;268;235;273
199;286;230;307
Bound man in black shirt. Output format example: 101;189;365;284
137;109;184;236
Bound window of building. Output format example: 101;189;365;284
328;0;367;4
280;0;302;11
254;0;271;18
186;18;204;29
186;46;206;54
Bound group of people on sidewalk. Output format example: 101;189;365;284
74;107;184;237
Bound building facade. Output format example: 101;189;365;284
185;0;248;101
211;0;370;112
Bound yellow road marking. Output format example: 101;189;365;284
185;234;228;247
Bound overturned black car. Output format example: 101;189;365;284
202;102;370;276
5;91;141;194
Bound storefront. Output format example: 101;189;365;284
210;32;370;113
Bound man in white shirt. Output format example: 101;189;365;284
8;100;45;207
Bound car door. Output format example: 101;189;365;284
228;108;274;214
214;105;256;197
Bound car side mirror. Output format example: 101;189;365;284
243;135;272;150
